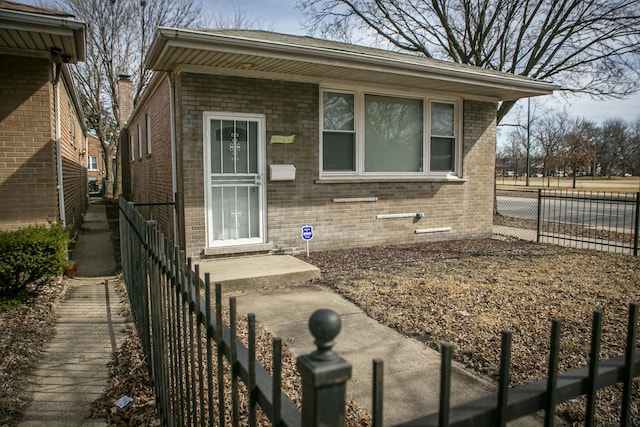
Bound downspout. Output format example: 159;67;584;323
54;63;66;227
168;73;179;244
84;133;89;202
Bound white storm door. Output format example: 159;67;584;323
205;114;265;247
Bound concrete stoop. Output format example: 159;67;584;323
194;255;320;293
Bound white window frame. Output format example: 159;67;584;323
145;112;152;155
88;155;98;171
130;133;135;162
319;86;462;180
137;123;142;160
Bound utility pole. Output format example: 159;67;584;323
526;98;531;187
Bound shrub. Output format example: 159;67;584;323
0;223;70;298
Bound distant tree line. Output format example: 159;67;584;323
497;109;640;187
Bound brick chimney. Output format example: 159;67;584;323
117;74;133;129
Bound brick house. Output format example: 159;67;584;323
86;134;105;196
0;1;87;231
123;28;557;259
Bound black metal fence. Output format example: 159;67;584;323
120;196;640;426
119;197;351;426
495;189;639;256
396;307;639;426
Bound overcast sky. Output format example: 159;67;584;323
20;0;640;126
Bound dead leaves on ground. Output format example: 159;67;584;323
92;281;371;426
0;281;64;425
309;239;640;425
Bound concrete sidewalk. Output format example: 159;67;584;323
231;285;541;426
19;200;127;426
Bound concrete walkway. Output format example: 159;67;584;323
493;225;537;241
231;285;542;426
19;200;127;426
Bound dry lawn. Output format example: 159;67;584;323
3;235;638;426
301;238;640;425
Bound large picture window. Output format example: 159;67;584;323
320;88;460;178
365;95;423;172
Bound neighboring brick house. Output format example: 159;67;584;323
0;1;87;231
123;29;557;259
87;135;105;196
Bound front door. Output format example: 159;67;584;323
204;113;265;247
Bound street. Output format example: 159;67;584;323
497;194;637;231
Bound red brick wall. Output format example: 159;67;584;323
126;78;175;239
0;55;87;231
58;73;87;229
0;56;58;230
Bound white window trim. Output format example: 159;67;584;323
146;112;152;155
88;155;98;171
319;86;462;180
137;123;142;160
130;133;135;162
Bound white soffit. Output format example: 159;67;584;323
146;28;559;101
0;6;86;62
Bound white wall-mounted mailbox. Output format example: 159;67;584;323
269;164;296;181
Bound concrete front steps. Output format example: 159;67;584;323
194;255;320;293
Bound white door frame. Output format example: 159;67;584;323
203;112;266;248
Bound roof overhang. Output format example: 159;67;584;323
0;3;86;63
146;28;559;101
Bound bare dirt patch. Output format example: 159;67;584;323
299;239;640;425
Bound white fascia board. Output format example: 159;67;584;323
150;27;559;98
0;9;85;34
0;9;86;61
176;63;503;103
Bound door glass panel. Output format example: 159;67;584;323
236;187;249;238
249;186;259;238
235;121;248;174
224;187;236;239
222;120;235;174
208;117;263;245
211;186;223;240
211;120;222;174
249;122;258;173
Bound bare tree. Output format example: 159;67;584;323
299;0;640;123
210;5;274;30
531;111;568;186
497;98;551;181
560;118;599;188
628;118;640;176
46;0;206;199
502;125;527;178
600;119;629;178
602;119;637;175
